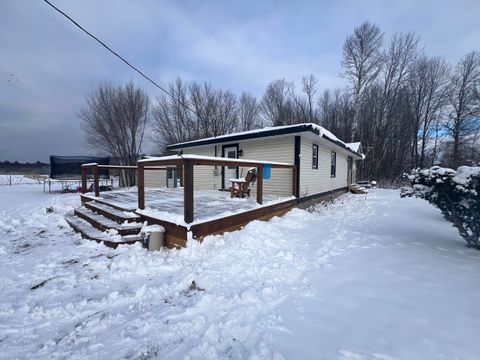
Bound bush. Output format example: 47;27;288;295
401;166;480;249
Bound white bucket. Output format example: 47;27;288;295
148;231;164;251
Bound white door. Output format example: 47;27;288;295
223;146;238;188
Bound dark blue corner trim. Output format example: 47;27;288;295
294;136;301;198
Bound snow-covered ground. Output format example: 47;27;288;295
0;174;44;186
0;184;478;359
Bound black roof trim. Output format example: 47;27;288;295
166;124;317;150
166;124;362;157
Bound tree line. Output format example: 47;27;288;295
0;161;50;175
79;21;480;182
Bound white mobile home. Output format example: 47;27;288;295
157;123;364;205
71;124;364;248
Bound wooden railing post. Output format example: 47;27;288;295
183;160;194;223
138;163;145;210
256;165;263;205
93;164;99;197
81;166;87;194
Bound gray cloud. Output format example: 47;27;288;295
0;0;478;162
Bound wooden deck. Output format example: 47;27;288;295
82;188;288;220
79;188;297;248
74;156;298;248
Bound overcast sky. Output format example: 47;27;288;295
1;0;479;162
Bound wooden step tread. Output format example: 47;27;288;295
81;194;136;212
65;213;120;242
65;213;144;248
75;207;143;231
85;201;141;223
122;234;144;242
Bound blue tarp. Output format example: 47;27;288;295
263;163;271;180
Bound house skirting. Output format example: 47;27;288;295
297;187;348;209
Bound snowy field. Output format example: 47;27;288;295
0;184;479;359
0;174;44;186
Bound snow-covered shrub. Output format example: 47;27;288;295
401;166;480;249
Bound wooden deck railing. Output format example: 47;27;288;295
81;163;138;197
136;156;297;224
81;163;172;197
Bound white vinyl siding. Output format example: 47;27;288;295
237;137;294;196
299;137;348;196
144;169;167;188
172;134;354;198
180;136;295;196
183;145;222;190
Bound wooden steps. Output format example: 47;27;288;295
349;183;368;194
81;194;137;212
84;201;141;223
66;199;144;249
74;207;143;236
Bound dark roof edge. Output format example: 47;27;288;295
166;124;362;157
320;135;363;158
167;124;316;150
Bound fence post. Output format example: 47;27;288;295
183;160;194;223
256;165;263;205
138;163;145;210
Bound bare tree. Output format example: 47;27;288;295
341;21;384;141
287;82;310;123
189;82;218;139
407;56;450;167
319;89;353;140
367;32;418;179
79;82;149;186
238;92;261;131
302;75;319;123
152;78;240;150
446;51;480;167
261;79;295;126
213;90;238;136
151;78;194;150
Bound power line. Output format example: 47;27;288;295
43;0;198;117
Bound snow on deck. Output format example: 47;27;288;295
84;187;292;225
1;184;479;359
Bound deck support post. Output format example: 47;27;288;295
93;164;99;197
138;163;145;210
256;165;263;205
81;167;87;194
184;160;194;223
